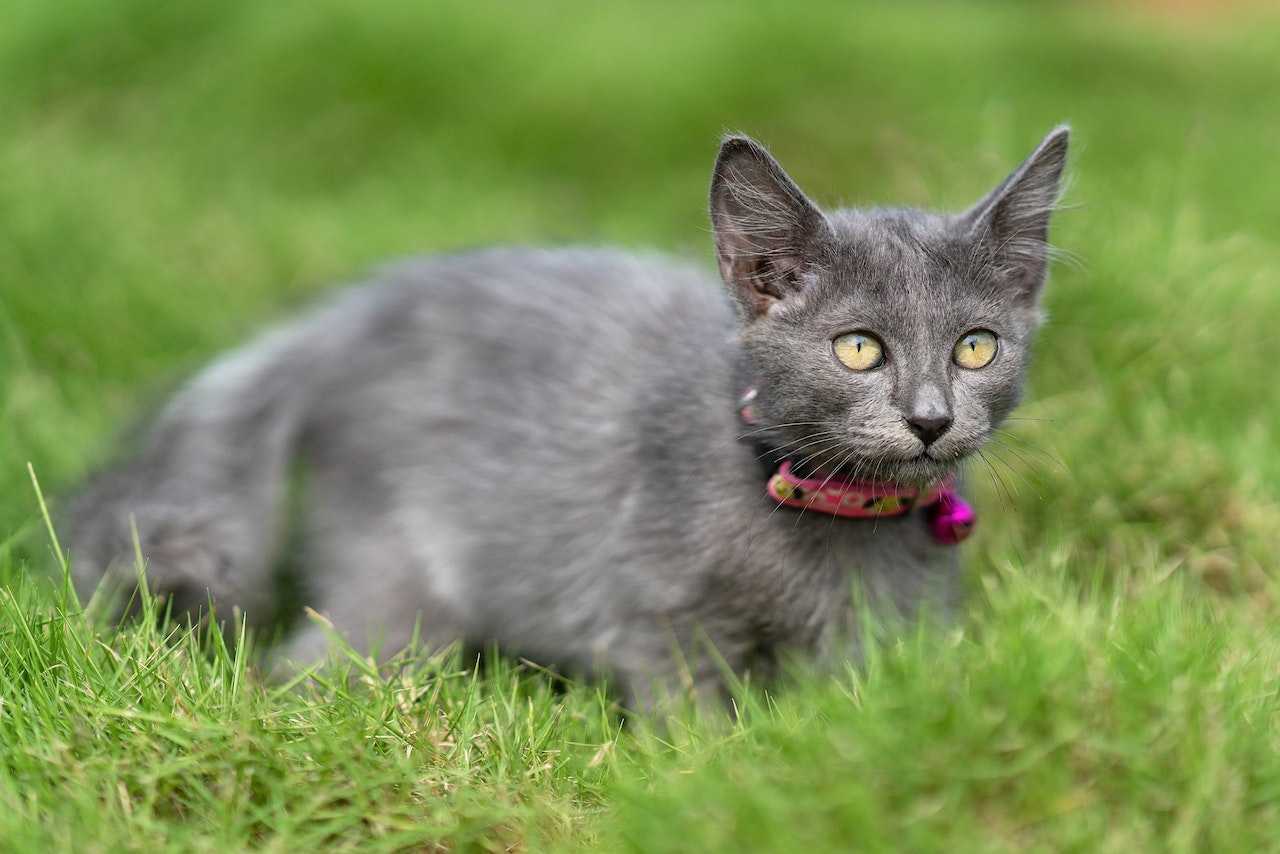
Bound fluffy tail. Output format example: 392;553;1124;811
64;323;319;626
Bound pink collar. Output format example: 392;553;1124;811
739;384;975;544
767;460;974;544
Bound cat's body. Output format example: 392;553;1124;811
66;129;1069;706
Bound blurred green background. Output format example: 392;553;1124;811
3;0;1279;599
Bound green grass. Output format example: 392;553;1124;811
4;0;1280;849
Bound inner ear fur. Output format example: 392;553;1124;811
963;126;1070;304
710;136;831;320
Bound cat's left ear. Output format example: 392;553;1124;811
963;126;1070;305
710;136;832;321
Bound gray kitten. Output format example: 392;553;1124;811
66;128;1069;707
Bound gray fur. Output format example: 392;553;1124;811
65;128;1069;707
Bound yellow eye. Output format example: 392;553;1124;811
953;330;998;369
833;333;885;371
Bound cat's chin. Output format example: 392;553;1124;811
796;452;957;488
870;453;960;488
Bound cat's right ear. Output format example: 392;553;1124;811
962;126;1070;306
710;137;831;321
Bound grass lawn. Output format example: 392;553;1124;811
3;0;1280;849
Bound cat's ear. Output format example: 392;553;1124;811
963;126;1070;305
710;136;831;320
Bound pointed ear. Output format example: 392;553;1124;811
710;136;831;320
963;125;1070;304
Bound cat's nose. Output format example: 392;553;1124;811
906;413;952;446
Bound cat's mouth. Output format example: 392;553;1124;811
887;454;958;488
791;449;959;489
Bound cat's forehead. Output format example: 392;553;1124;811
809;209;1005;332
824;209;969;287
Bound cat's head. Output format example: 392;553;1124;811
710;127;1069;487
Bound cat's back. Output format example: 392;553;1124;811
373;245;727;359
297;246;735;464
309;246;724;391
